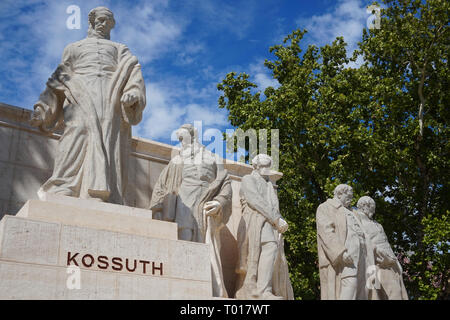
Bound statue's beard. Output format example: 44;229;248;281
88;26;111;39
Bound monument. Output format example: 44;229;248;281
150;124;232;298
316;186;409;300
356;196;408;300
0;7;237;300
316;184;367;300
0;6;288;300
30;6;146;205
235;154;294;300
0;100;288;299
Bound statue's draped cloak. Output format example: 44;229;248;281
149;149;232;298
316;198;348;300
358;212;408;300
34;38;146;204
235;171;294;300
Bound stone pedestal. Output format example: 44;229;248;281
0;194;213;299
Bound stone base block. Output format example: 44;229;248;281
16;193;177;240
0;198;213;299
0;260;212;300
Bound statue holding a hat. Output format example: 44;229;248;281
235;154;294;300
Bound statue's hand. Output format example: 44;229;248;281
276;218;289;233
30;106;44;127
121;93;138;108
375;248;395;267
204;200;221;217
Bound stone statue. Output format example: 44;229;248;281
316;184;368;300
30;7;146;204
149;124;232;298
356;196;408;300
235;154;294;300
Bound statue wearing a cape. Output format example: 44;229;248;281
150;124;232;298
30;7;146;204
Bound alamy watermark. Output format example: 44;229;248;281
66;5;81;30
169;121;280;171
367;5;381;30
66;265;81;290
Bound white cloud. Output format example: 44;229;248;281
135;79;229;141
135;83;185;140
185;103;228;127
0;0;186;108
249;61;280;92
1;0;244;144
174;42;205;66
296;0;368;62
112;0;185;65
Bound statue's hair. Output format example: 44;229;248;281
333;184;353;197
178;123;199;142
357;196;375;210
252;154;272;169
87;7;115;37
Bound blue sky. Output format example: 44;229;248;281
0;0;375;146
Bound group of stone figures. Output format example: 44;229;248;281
149;128;293;299
317;185;408;300
28;7;407;300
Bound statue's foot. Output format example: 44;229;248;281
261;291;284;300
87;189;110;202
38;189;73;200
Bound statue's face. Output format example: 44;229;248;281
94;13;114;38
176;128;193;147
257;165;272;177
366;202;376;219
338;190;353;209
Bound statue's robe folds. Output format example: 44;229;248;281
358;213;408;300
235;171;294;300
316;198;348;300
34;37;146;204
149;146;232;298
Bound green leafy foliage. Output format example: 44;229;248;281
217;0;449;299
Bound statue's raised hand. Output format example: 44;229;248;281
121;93;138;108
30;106;44;127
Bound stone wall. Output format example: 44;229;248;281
0;102;282;297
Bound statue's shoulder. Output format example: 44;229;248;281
63;39;90;54
63;40;81;52
106;41;131;52
241;173;254;183
70;38;89;47
169;154;182;165
202;146;214;157
372;219;384;230
110;40;126;48
316;198;336;215
318;198;331;209
239;174;254;195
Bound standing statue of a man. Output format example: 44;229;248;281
316;184;367;300
149;124;232;298
30;7;146;204
356;196;408;300
235;154;294;300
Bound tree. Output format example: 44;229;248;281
217;0;449;299
357;0;449;299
